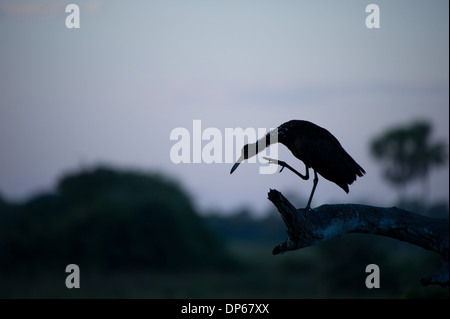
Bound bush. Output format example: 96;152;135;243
0;166;234;271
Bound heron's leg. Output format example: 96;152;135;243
305;170;319;211
263;157;309;180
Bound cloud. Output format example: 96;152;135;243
0;0;101;18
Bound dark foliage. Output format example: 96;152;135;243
204;209;286;244
0;166;234;272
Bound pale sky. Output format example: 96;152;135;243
0;0;448;215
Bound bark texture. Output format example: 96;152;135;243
268;189;449;288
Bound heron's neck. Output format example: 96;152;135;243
254;128;278;154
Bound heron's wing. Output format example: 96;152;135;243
293;131;364;192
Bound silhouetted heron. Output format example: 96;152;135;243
230;120;365;210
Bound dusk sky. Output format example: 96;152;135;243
0;0;448;215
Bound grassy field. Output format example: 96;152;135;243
1;237;448;299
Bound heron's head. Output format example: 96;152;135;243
230;143;258;174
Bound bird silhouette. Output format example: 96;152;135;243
230;120;366;210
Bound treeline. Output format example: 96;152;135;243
0;165;448;298
0;166;235;272
204;209;286;245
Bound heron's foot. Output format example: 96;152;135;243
262;157;288;173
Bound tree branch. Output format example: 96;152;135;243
268;189;449;288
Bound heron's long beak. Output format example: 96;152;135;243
230;155;244;174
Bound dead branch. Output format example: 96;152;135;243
268;189;449;288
